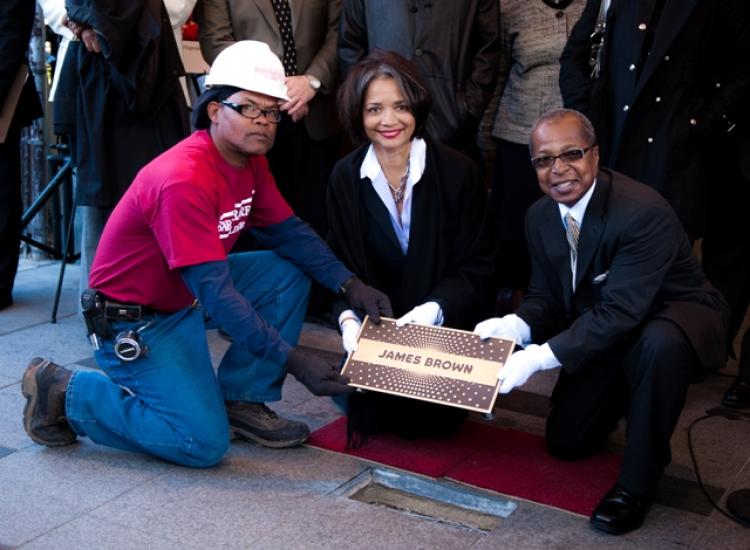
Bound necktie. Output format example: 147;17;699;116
271;0;298;76
565;212;580;265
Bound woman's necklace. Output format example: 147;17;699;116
386;161;410;205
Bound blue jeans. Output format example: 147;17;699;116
65;251;311;467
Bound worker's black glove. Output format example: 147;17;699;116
340;276;393;324
285;347;354;396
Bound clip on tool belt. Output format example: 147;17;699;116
81;289;152;361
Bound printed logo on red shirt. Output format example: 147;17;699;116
218;192;254;239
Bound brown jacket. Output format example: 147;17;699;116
196;0;341;141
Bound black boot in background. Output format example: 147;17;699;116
722;329;750;408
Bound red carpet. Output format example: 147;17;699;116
308;417;621;516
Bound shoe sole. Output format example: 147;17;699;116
22;360;74;447
589;521;641;535
721;399;750;409
589;516;644;535
230;427;309;449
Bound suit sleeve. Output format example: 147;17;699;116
559;0;601;113
336;0;367;79
548;202;684;373
460;0;501;123
516;209;570;344
65;0;146;62
325;158;366;321
304;0;341;92
194;0;235;64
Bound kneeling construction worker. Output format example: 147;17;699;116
21;41;391;467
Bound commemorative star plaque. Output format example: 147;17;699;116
341;317;515;413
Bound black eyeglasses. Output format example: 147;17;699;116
220;100;282;123
530;147;592;169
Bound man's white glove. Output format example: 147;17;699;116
395;301;444;327
338;310;362;355
498;343;560;394
473;314;531;346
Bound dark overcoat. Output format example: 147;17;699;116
559;0;750;238
65;0;189;207
0;0;42;132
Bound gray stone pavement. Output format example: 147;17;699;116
0;259;748;549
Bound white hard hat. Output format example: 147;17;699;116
204;40;289;101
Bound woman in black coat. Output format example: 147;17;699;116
327;50;495;445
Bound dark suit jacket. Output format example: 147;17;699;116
517;168;728;373
327;140;495;329
560;0;750;238
0;0;42;132
197;0;341;141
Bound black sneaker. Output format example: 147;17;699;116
722;376;750;408
22;357;77;446
225;401;310;448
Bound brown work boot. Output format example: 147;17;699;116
22;357;76;446
225;401;310;448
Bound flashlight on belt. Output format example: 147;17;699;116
113;321;152;362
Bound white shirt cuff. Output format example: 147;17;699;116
507;314;532;347
539;343;562;370
338;309;361;332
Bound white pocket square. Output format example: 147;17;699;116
592;271;609;284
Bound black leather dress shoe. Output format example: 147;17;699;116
722;376;750;409
590;484;652;534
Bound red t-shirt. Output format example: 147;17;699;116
90;130;293;311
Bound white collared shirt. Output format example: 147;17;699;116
557;179;597;289
359;138;427;255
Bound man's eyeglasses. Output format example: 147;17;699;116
530;147;592;169
220;100;282;123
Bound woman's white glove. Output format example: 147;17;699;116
473;314;531;346
498;343;560;394
395;301;444;327
338;310;362;355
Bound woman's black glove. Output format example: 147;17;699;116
285;347;354;396
340;276;393;323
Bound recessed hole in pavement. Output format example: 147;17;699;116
332;467;517;531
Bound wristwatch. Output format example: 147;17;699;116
305;74;321;92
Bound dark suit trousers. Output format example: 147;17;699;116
0;127;22;301
702;138;750;347
545;318;696;496
266;115;340;239
490;138;543;289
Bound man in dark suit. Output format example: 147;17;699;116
475;109;728;534
559;0;750;241
0;0;43;310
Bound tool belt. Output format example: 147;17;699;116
81;288;155;335
81;289;157;360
